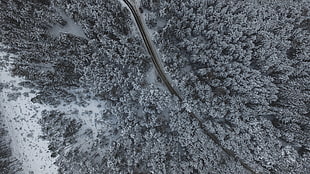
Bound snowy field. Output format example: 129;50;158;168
0;49;108;174
0;51;58;174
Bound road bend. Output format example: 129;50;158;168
122;0;182;100
122;0;257;173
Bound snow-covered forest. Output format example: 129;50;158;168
0;0;309;173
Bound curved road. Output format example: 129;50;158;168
122;0;257;173
122;0;182;100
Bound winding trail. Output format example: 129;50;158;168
122;0;258;173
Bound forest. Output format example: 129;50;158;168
0;0;309;173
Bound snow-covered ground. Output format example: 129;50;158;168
49;8;87;39
0;51;58;174
0;49;109;174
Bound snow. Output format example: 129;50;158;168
145;66;157;84
0;51;58;174
156;19;167;28
0;46;110;173
49;9;87;39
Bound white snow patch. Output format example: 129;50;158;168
145;66;157;84
156;19;167;28
49;9;87;39
181;65;192;73
0;52;58;174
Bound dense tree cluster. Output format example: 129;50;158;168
38;110;83;165
142;0;310;173
0;0;309;173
